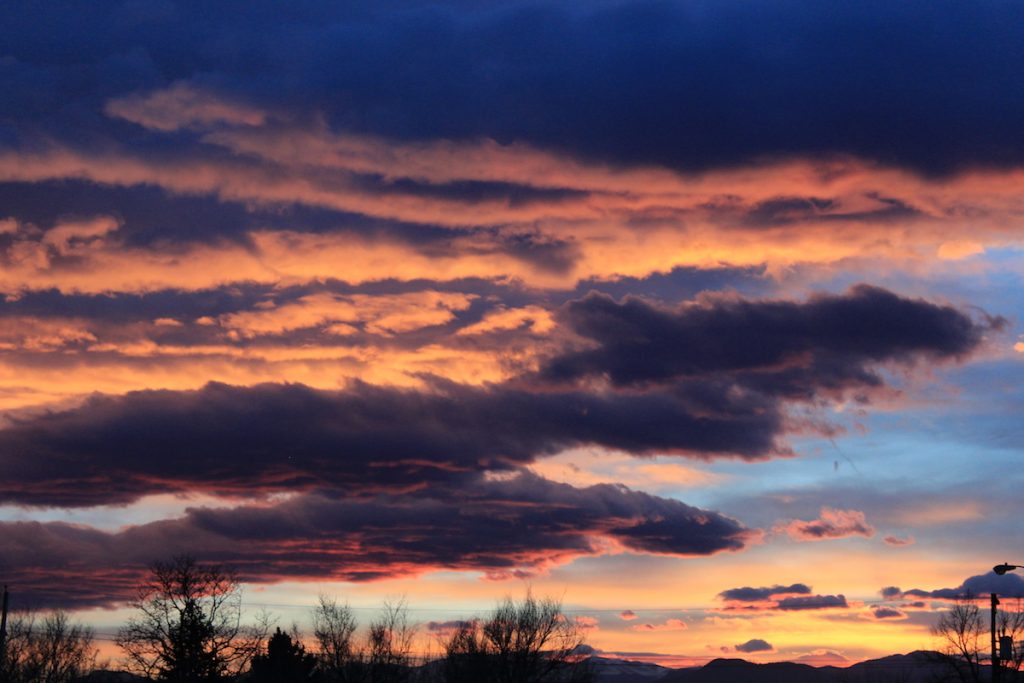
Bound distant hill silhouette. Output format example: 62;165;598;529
587;655;675;682
658;657;826;683
73;672;149;683
68;651;991;682
600;650;974;683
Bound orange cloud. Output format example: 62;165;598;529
3;92;1024;298
0;339;523;415
218;291;475;338
527;449;727;492
456;305;556;336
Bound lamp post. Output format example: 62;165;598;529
991;564;1024;683
992;593;1000;683
0;585;7;668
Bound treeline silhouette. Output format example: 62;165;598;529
1;610;96;683
1;556;593;683
7;556;1022;683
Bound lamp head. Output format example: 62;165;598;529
994;564;1017;576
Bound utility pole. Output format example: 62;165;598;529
0;585;8;668
992;592;1000;683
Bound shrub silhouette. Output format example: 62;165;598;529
250;628;317;683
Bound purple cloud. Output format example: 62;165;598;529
735;639;774;653
0;472;754;610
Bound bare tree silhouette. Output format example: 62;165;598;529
442;593;593;683
313;595;361;683
366;600;417;683
932;597;986;683
0;610;97;683
312;596;422;683
932;594;1024;683
116;555;268;682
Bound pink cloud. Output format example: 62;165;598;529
776;507;874;541
883;534;915;547
106;82;268;131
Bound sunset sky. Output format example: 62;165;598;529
3;0;1024;667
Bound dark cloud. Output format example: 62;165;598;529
740;193;921;229
349;174;589;208
3;2;1024;174
426;620;474;637
488;230;580;275
0;284;270;325
0;181;276;246
870;607;905;620
0;276;526;328
956;572;1024;597
739;197;836;228
0;285;1000;507
718;583;811;602
0;472;753;609
776;595;848;611
890;572;1024;600
0;378;784;507
0;180;582;278
734;639;773;653
0;265;761;332
571;266;769;304
716;583;845;612
543;285;1001;388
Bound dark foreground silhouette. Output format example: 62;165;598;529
74;650;1009;683
10;558;1018;683
656;651;990;683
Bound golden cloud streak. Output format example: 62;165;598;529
0;89;1022;296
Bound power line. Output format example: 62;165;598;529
53;599;919;638
240;602;719;613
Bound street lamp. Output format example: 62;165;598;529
990;563;1024;682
